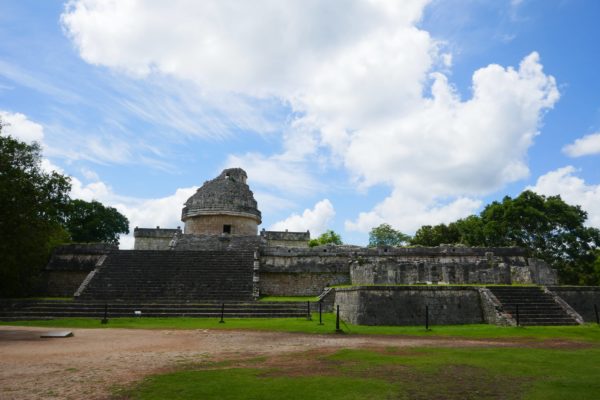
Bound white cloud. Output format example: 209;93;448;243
527;166;600;228
224;152;322;196
62;1;560;235
270;199;335;236
62;0;430;96
562;132;600;157
70;176;197;249
346;190;481;234
0;110;45;143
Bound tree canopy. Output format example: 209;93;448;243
64;199;129;244
308;230;343;247
411;191;600;284
0;131;71;296
1;123;130;296
368;223;411;247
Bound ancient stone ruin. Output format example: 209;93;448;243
11;167;597;326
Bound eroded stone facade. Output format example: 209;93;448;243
134;227;182;250
181;168;261;235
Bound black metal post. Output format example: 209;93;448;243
335;305;342;333
307;301;312;321
425;305;429;330
594;304;599;325
516;304;520;327
101;303;108;324
219;303;225;323
318;301;323;325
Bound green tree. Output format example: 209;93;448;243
411;191;600;284
368;223;411;247
308;230;343;247
64;199;129;245
411;223;460;246
478;191;600;284
0;126;71;296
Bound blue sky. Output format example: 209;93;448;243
1;0;599;248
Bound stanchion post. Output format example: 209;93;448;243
307;301;312;321
516;304;520;327
318;301;323;325
425;305;429;330
101;303;108;324
219;303;225;324
335;305;343;333
594;304;599;325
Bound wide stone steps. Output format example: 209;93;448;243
0;300;309;320
488;286;579;326
78;250;255;301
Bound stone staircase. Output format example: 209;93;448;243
0;300;308;321
78;250;255;302
488;286;579;326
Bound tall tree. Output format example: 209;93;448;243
0;126;71;296
64;199;129;245
309;230;343;247
411;191;600;284
410;223;460;246
368;223;411;247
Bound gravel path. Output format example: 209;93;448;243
0;326;563;400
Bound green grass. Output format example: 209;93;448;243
331;283;542;288
3;314;600;343
258;296;319;302
117;346;600;400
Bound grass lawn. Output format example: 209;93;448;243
116;346;600;400
258;296;319;302
2;314;600;343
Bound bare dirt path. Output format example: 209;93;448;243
0;326;576;400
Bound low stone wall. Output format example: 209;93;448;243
335;286;484;326
258;246;351;296
174;234;262;251
44;244;116;297
258;245;557;296
259;272;349;296
548;286;600;322
45;271;90;297
134;227;181;250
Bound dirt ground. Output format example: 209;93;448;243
0;326;581;400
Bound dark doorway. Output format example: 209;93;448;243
223;224;232;234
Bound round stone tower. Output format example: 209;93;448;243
181;168;262;235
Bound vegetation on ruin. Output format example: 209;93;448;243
411;191;600;285
115;346;600;400
3;316;599;343
368;223;411;247
258;296;319;302
308;230;343;247
0;122;130;296
63;199;130;244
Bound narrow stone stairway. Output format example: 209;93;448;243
488;286;579;326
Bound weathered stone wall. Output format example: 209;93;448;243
257;245;557;296
258;245;351;296
334;286;484;326
548;286;600;322
174;234;262;251
260;230;310;248
134;227;182;250
44;243;116;297
259;272;348;296
45;271;90;297
184;214;258;236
